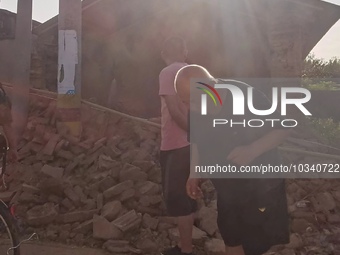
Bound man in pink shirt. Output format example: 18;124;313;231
159;37;197;255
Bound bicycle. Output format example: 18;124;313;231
0;133;21;255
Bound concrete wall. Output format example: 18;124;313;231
0;10;15;83
32;24;58;91
0;39;15;83
0;9;40;86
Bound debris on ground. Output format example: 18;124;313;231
3;96;340;255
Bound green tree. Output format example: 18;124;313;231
302;54;340;79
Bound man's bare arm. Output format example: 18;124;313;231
187;143;203;199
250;129;292;156
163;95;188;131
227;129;292;166
190;143;201;178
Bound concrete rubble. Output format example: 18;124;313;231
2;96;340;255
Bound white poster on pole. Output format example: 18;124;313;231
58;30;78;95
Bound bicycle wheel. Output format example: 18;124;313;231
0;202;20;255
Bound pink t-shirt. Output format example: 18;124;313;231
159;62;189;151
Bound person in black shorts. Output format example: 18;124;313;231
159;37;197;255
174;65;290;255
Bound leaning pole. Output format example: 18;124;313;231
57;0;82;137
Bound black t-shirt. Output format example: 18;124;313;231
189;79;286;191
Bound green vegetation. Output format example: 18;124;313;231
302;54;340;79
302;55;340;144
309;118;340;146
301;79;338;90
302;54;340;91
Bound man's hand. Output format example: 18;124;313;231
227;145;258;166
7;148;18;163
186;178;203;200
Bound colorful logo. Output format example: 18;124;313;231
196;82;222;106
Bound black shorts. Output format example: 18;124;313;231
211;179;289;255
160;146;197;217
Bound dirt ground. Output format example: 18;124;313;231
0;241;110;255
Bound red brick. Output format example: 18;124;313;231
112;210;141;232
64;187;81;206
42;134;60;155
93;215;123;240
27;203;58;226
0;191;15;203
41;164;64;179
59;209;99;223
103;180;133;200
54;140;67;153
57;150;75;160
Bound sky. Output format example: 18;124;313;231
0;0;339;60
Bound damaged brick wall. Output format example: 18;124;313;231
29;0;340;118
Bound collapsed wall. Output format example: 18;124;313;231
2;92;340;255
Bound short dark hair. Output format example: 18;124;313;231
161;36;186;57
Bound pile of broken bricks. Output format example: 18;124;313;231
0;96;340;255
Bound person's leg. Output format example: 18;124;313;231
212;179;246;255
172;146;196;253
225;246;245;255
160;146;197;255
178;214;194;253
242;180;290;255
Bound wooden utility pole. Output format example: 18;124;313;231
57;0;82;137
11;0;33;139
